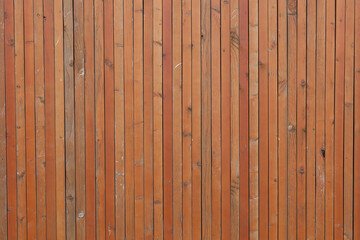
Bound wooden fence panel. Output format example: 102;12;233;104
0;0;359;239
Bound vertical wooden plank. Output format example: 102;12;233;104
84;0;96;238
134;0;144;237
355;3;360;240
239;0;249;238
296;0;306;239
221;0;231;238
4;0;16;237
14;0;27;237
24;0;37;237
306;0;316;238
34;0;46;237
0;0;6;236
344;0;355;238
191;0;202;237
114;0;125;238
354;0;360;237
268;0;277;237
163;0;173;237
54;0;65;237
287;0;297;238
182;0;192;237
74;0;86;236
230;0;240;238
249;0;259;237
334;0;345;238
259;0;269;237
316;0;326;238
277;0;287;237
201;0;212;237
144;0;154;238
211;0;221;237
172;0;182;237
44;0;57;236
153;0;163;238
64;0;76;237
124;0;135;238
325;0;336;238
94;0;106;237
104;0;115;237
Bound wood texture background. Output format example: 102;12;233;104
0;0;360;239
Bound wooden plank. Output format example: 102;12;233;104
221;0;231;238
114;0;125;238
104;0;115;238
182;0;192;237
163;0;173;237
239;0;249;238
316;0;326;238
172;0;182;237
14;0;27;237
277;0;287;237
354;0;360;237
153;0;164;238
34;0;46;237
201;0;212;237
354;0;360;236
0;0;6;236
259;0;269;237
4;0;16;237
249;0;259;237
211;0;221;238
24;0;36;237
124;0;135;238
324;0;336;238
343;0;355;237
94;0;106;237
230;0;240;238
191;0;202;237
84;0;96;238
334;0;345;238
133;0;144;237
143;0;153;238
268;0;278;237
44;0;56;236
306;0;316;238
296;0;306;238
54;0;65;238
287;0;297;239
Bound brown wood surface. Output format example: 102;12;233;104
0;0;358;239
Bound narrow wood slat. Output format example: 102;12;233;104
334;0;346;238
211;0;221;238
94;0;106;237
84;0;96;238
325;0;336;239
104;0;115;238
191;0;202;237
307;0;316;238
0;0;6;236
230;0;240;238
24;0;36;237
221;0;231;238
296;0;306;238
114;0;125;238
182;0;192;237
249;0;259;237
124;0;135;238
144;0;154;238
239;0;249;238
153;0;164;238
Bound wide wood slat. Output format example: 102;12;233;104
0;0;358;239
